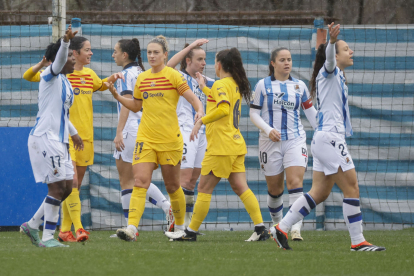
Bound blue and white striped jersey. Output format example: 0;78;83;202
30;40;74;144
251;75;312;141
115;62;143;135
176;70;214;133
315;65;353;137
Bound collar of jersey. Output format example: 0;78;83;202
123;62;138;70
271;74;293;82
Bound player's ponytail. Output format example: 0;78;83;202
44;38;62;62
118;38;145;70
179;43;203;71
149;35;169;64
310;42;339;99
69;36;88;52
268;47;289;76
216;48;251;104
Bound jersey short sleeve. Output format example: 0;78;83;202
210;81;230;107
117;70;135;96
171;70;190;95
300;81;313;110
250;80;264;109
90;70;103;92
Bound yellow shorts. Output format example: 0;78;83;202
201;155;245;178
132;141;182;167
69;138;94;166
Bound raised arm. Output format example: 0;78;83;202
325;22;340;72
167;39;209;68
23;56;50;82
50;26;77;76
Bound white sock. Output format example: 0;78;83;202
147;183;171;214
121;189;132;224
288;188;304;232
42;196;61;242
343;198;365;245
267;191;284;225
279;193;316;233
28;199;45;229
183;188;195;227
126;224;138;235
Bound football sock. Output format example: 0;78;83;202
147;183;171;214
65;188;83;231
267;190;284;225
28;199;45;229
343;198;365;245
60;199;72;232
121;189;133;224
168;187;186;228
188;192;211;231
240;189;263;225
279;193;316;233
42;196;61;241
289;188;304;232
183;187;195;227
127;187;147;228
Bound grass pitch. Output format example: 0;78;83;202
1;228;413;276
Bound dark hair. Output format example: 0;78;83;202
44;38;63;62
69;36;88;52
118;38;145;70
309;42;339;99
180;43;203;71
268;47;290;76
216;48;251;103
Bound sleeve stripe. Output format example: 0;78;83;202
250;104;262;110
177;83;190;95
133;97;142;101
217;100;230;107
120;90;133;96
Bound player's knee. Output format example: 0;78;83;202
286;177;302;190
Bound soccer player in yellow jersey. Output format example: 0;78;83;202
165;48;269;242
105;35;203;242
22;36;123;242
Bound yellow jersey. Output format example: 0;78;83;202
23;66;106;142
205;77;247;156
67;67;105;142
133;66;190;150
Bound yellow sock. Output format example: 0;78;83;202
128;187;147;227
240;189;263;225
65;188;83;231
168;187;186;227
188;193;211;231
60;200;72;232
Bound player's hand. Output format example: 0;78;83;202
105;82;119;100
114;133;125;152
328;22;340;44
63;25;78;43
109;72;125;82
40;56;51;67
195;72;206;90
190;38;209;48
269;129;281;142
190;119;203;141
71;134;84;151
194;110;204;123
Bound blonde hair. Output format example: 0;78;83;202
149;35;169;53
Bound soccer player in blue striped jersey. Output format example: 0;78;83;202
166;39;214;227
110;38;174;236
20;26;83;248
270;23;385;252
250;47;317;241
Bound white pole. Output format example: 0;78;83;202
52;0;66;42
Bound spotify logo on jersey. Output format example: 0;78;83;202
143;92;148;99
74;88;80;95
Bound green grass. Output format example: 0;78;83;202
1;228;413;276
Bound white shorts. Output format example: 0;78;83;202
311;131;355;175
259;135;308;176
113;132;136;164
28;134;74;184
181;129;207;169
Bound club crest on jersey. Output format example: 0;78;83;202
80;78;86;84
74;88;80;95
150;81;156;87
143;92;148;99
294;84;300;93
